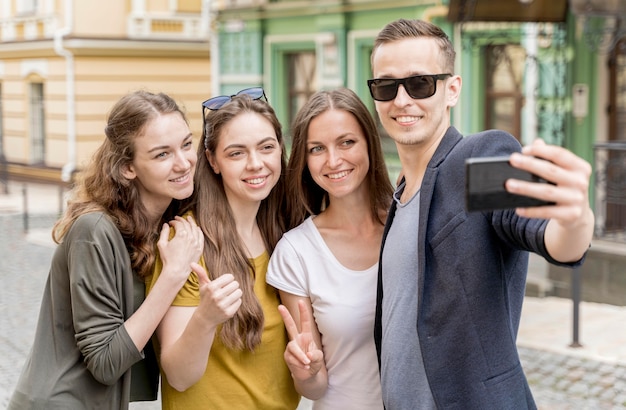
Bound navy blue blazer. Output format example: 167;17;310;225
374;127;582;409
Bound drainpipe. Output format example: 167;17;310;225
53;0;75;182
206;0;220;95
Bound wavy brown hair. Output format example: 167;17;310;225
286;87;393;229
184;94;287;351
52;90;189;279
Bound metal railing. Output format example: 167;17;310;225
593;141;626;242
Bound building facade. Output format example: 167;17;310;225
0;0;211;183
211;0;626;304
1;0;624;303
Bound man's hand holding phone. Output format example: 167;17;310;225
501;138;595;263
465;155;554;212
465;139;592;221
505;139;593;225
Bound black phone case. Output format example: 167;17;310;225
465;156;554;212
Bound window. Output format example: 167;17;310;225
286;51;316;127
29;83;45;164
485;44;526;141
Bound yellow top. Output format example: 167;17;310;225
147;232;300;409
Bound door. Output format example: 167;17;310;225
485;44;525;142
605;38;626;236
286;51;316;127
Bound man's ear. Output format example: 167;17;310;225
206;150;219;174
121;163;136;180
446;75;462;108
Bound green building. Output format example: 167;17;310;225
211;0;626;304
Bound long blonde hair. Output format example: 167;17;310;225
53;90;189;279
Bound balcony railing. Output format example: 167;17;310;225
594;141;626;242
127;13;207;40
0;14;57;42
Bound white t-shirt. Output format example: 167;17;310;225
267;216;384;410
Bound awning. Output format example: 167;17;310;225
447;0;568;23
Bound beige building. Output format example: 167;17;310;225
0;0;211;183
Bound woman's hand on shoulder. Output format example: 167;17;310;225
157;215;204;284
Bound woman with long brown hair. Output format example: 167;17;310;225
267;88;393;409
147;88;300;409
9;90;203;409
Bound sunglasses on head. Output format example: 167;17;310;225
202;87;267;148
367;73;452;102
202;87;267;111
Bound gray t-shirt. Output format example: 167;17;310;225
380;185;436;410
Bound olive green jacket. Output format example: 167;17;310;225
9;212;158;410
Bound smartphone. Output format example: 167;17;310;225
465;156;554;212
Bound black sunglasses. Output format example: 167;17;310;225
202;87;267;148
367;73;452;102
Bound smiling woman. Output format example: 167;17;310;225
266;87;393;410
8;90;204;410
121;112;196;220
145;91;301;409
209;112;282;205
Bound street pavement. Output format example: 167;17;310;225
1;181;625;409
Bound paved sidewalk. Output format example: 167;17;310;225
519;297;626;366
518;297;626;409
1;181;625;409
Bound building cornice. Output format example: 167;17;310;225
217;0;431;21
0;37;210;59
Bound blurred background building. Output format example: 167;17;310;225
0;0;210;183
0;0;624;304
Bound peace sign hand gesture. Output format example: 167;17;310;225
278;300;325;382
